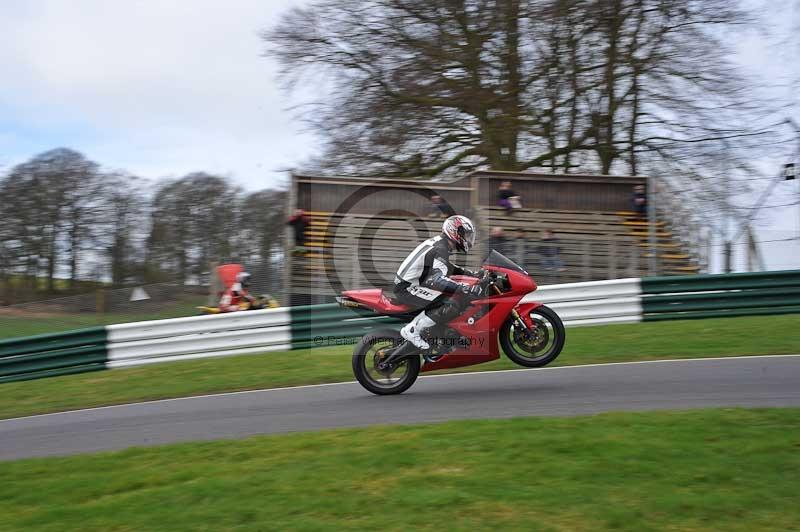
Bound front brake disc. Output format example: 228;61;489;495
516;324;547;351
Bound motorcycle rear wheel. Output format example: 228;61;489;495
352;329;421;395
500;305;565;367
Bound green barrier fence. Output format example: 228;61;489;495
0;327;109;384
2;272;800;384
288;304;405;350
641;270;800;321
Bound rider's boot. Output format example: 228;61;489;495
400;311;435;350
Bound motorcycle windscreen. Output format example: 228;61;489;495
483;250;528;275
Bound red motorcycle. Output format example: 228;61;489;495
337;250;565;395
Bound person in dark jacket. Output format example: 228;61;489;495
487;226;510;258
631;185;647;219
429;195;455;218
497;180;522;215
286;209;310;249
538;229;565;271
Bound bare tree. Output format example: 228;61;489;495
96;172;147;285
265;1;542;176
146;173;243;283
1;151;290;298
264;0;776;184
0;148;102;292
239;189;288;263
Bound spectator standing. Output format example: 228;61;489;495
497;180;522;215
487;226;510;258
538;229;566;272
286;209;310;250
429;195;455;218
631;185;647;219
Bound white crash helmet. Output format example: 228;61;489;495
442;215;476;253
236;271;251;287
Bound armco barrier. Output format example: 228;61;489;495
641;270;800;321
522;278;642;327
2;271;798;383
0;327;108;383
107;305;405;367
106;308;293;368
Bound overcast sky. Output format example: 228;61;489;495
0;0;797;269
0;0;314;192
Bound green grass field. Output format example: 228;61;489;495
0;314;798;420
0;275;104;299
0;298;207;338
1;408;798;531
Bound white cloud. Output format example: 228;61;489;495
0;0;315;190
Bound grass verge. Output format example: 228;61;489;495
1;408;798;531
0;297;207;339
0;314;798;420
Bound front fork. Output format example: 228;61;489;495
511;308;531;331
490;284;535;332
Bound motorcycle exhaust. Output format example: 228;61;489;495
336;296;368;310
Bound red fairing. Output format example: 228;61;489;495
420;264;538;372
343;262;544;372
341;289;413;314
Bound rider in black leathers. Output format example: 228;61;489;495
394;215;481;349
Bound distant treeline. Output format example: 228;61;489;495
0;148;286;302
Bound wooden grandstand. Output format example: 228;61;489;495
288;212;453;305
478;206;700;285
286;171;707;304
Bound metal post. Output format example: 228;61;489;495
609;239;617;279
794;158;800;245
724;150;733;274
284;172;298;306
208;261;219;306
789;118;800;246
632;243;640;277
582;241;590;280
470;174;480;215
316;242;322;304
745;226;752;272
349;236;358;291
647;175;658;276
724;174;733;274
724;241;733;274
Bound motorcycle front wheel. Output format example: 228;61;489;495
352;329;421;395
500;305;565;368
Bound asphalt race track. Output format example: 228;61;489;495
2;355;799;461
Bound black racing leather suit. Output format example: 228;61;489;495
393;235;473;324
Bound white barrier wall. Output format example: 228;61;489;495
522;278;642;327
104;279;642;369
107;307;291;342
106;307;291;368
